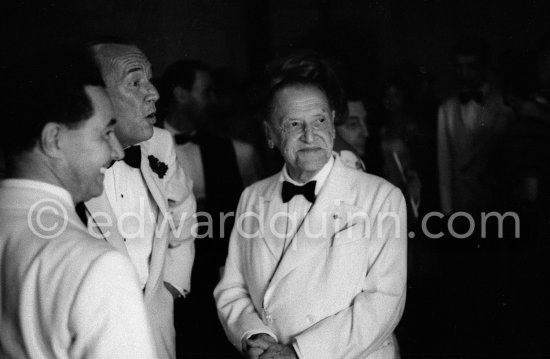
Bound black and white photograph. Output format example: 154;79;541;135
1;1;549;358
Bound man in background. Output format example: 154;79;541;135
160;59;261;357
438;36;514;214
436;36;515;355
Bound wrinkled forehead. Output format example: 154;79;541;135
270;84;331;124
276;85;330;112
93;44;151;81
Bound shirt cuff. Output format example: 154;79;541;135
164;281;187;298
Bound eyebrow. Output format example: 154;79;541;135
126;67;144;75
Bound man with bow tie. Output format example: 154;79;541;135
215;76;407;359
1;44;157;358
84;40;197;359
438;36;514;214
160;59;262;357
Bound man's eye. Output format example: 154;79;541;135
290;121;300;127
313;118;326;127
128;79;140;88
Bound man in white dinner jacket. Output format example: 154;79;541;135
0;45;157;358
84;40;196;359
215;76;407;359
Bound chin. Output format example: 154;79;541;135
134;126;154;144
354;145;366;157
296;159;327;174
298;149;329;162
144;124;155;138
86;182;104;201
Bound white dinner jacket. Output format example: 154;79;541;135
0;180;157;359
215;156;407;359
86;127;196;359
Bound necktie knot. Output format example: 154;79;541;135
123;146;141;168
282;180;316;203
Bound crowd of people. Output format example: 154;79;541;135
1;32;549;359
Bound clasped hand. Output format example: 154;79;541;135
245;334;298;359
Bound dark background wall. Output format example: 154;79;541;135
4;0;550;97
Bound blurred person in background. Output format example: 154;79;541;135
160;59;261;357
438;36;514;215
380;67;423;221
335;96;369;170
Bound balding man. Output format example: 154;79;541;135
85;40;197;359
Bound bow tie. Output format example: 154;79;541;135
282;180;316;203
459;90;484;104
75;202;88;226
123;146;141;168
174;133;198;145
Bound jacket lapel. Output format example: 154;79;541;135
138;145;173;297
139;147;168;215
254;178;286;260
85;192;130;256
267;157;360;286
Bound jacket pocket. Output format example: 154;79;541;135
331;221;365;248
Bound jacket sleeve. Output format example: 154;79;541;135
214;188;278;352
293;188;407;359
162;132;197;294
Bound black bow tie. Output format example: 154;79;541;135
123;146;141;168
459;90;484;104
75;202;88;226
282;180;316;203
174;133;198;145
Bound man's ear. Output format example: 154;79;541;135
263;121;275;149
173;86;190;105
330;110;336;140
40;122;64;158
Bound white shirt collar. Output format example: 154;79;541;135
1;179;74;206
281;154;335;195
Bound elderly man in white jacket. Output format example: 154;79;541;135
215;77;407;359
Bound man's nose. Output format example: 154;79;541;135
301;123;315;143
359;122;369;138
145;81;159;102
